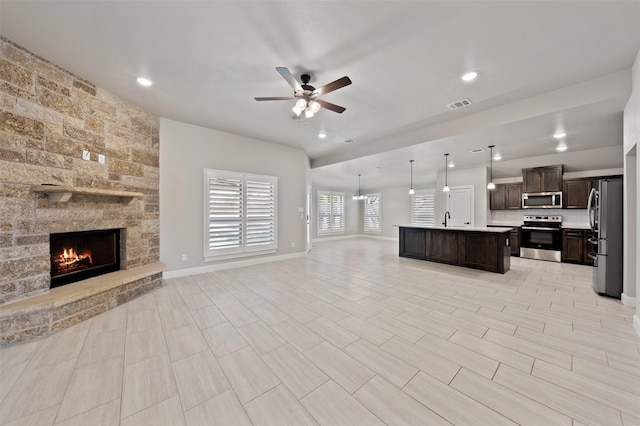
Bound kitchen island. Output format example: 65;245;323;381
397;225;513;273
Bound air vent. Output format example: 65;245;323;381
470;148;485;153
447;98;472;110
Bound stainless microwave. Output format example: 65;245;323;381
522;192;562;209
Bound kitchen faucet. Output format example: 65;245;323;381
443;211;451;227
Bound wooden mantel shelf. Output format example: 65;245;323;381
31;185;144;203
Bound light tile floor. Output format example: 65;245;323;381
1;238;639;425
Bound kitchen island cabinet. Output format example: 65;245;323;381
398;225;512;273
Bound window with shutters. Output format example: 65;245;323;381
204;169;277;260
411;189;436;226
363;193;381;234
317;191;344;234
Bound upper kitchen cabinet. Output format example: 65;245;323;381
563;179;597;209
522;165;563;193
490;183;522;210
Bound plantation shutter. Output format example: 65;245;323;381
245;177;276;247
206;172;243;254
317;191;344;234
204;169;277;259
363;193;381;233
412;190;436;225
331;193;345;232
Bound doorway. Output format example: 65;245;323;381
445;186;474;228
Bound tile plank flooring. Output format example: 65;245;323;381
1;238;639;425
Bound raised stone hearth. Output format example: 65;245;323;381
0;38;162;343
0;262;164;344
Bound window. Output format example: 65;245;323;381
411;189;436;225
363;193;381;233
204;169;277;260
317;191;344;234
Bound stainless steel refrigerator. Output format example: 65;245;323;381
588;178;623;298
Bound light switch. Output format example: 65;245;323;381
82;150;90;161
98;154;105;164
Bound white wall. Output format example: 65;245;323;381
379;186;412;238
436;166;488;227
623;48;640;334
159;118;309;273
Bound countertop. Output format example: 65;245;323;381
487;223;592;230
395;224;513;233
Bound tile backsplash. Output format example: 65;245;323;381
489;209;590;228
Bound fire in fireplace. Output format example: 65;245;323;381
50;229;121;288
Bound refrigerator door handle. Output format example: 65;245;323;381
587;187;597;232
587;237;598;245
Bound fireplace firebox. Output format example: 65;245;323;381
50;229;121;288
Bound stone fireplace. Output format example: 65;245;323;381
0;37;164;344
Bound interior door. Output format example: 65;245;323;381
446;186;473;228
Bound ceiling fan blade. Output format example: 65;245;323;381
276;67;303;93
254;97;294;101
316;99;346;114
314;76;352;96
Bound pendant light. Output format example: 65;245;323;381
408;160;415;195
487;145;496;190
352;174;366;200
443;154;450;192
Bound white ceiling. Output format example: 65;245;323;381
1;1;639;191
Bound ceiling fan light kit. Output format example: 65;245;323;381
256;67;351;119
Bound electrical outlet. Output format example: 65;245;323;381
82;150;90;161
98;154;105;164
181;254;187;261
291;242;295;248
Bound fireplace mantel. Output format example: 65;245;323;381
31;185;144;203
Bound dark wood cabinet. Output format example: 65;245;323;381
490;183;522;210
563;179;596;209
459;232;510;273
399;227;426;259
427;230;459;263
488;226;520;256
561;228;595;265
509;228;520;256
398;226;511;273
522;165;563;193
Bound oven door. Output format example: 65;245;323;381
520;226;562;262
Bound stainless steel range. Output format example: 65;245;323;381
520;215;562;262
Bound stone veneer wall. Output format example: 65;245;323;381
0;37;160;304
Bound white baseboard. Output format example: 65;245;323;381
312;234;399;243
621;292;636;307
162;252;307;279
360;234;399;241
634;314;640;338
312;235;359;243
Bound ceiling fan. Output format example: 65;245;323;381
255;67;352;118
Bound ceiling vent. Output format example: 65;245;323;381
447;98;472;110
470;148;485;153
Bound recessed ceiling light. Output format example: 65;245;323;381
318;133;326;139
493;154;502;161
556;144;568;152
136;77;152;87
462;71;478;82
553;131;567;139
448;161;455;168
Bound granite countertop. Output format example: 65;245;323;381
395;224;513;233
